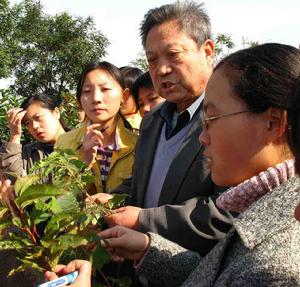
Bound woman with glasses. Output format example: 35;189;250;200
47;43;300;286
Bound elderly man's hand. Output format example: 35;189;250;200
104;205;142;230
86;192;113;205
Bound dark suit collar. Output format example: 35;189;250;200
159;95;204;125
136;99;204;206
158;107;203;205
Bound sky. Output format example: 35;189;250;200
1;0;300;88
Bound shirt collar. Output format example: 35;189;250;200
104;128;121;151
185;94;204;119
160;93;204;127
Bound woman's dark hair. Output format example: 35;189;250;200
76;61;133;131
21;93;61;111
216;43;300;171
215;43;300;113
132;71;154;106
288;78;300;174
76;61;126;104
119;66;143;91
21;94;69;131
119;66;143;107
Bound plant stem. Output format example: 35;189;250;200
98;269;112;287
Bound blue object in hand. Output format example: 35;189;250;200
37;271;79;287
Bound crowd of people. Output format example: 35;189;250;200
1;1;300;286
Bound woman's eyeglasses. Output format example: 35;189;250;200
200;109;254;130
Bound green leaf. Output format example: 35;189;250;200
14;174;40;196
0;240;26;250
81;173;95;183
47;197;63;214
92;245;110;271
12;216;22;228
0;206;9;217
70;158;86;169
56;192;79;211
0;218;12;231
15;184;63;208
31;209;52;225
58;234;88;249
48;244;64;270
43;210;81;238
9;258;45;275
106;194;128;209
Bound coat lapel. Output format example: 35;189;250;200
136;111;164;206
158;110;202;205
184;229;235;287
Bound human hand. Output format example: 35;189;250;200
86;192;113;205
0;179;18;216
44;260;92;287
7;108;26;144
82;123;105;167
99;225;150;262
105;205;141;229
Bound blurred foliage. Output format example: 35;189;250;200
214;33;235;62
0;89;31;143
60;92;82;131
0;149;127;283
130;51;148;72
0;0;109;143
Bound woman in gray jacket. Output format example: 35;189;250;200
46;43;300;286
96;43;300;287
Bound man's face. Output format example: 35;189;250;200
145;21;214;112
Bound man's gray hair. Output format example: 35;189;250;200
140;1;211;47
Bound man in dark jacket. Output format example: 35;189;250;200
96;1;233;256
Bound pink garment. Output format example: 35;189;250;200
216;159;295;213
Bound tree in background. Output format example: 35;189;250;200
0;0;109;142
241;36;259;48
214;33;235;63
0;0;14;78
0;0;109;99
130;51;148;71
